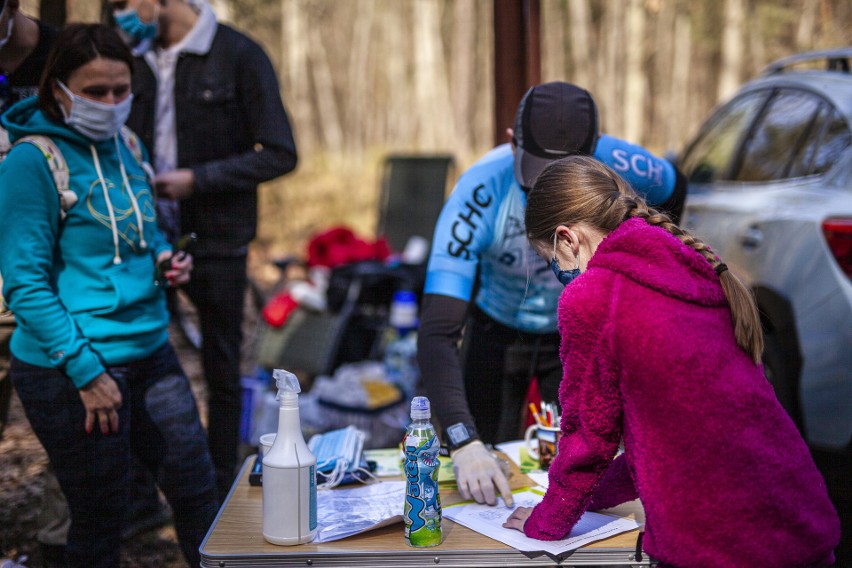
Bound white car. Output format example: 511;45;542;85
678;48;852;452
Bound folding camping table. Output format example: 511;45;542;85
200;453;653;567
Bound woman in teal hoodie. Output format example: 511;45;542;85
0;24;217;568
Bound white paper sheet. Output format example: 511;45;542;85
315;481;405;542
443;488;639;556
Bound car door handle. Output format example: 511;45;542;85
740;226;763;249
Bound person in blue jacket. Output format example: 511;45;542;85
418;81;687;508
0;24;217;568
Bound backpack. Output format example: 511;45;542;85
0;126;153;220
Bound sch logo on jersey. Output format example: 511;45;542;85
448;184;492;260
611;149;664;186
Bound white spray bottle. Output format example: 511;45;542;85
262;369;317;545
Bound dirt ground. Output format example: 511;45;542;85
0;321;216;568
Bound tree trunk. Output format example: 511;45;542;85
796;0;818;51
414;0;454;150
717;0;744;103
599;4;623;135
541;0;564;82
668;8;692;150
652;0;676;151
307;22;344;153
568;0;592;89
475;0;495;151
346;0;376;156
282;0;316;152
624;0;647;144
383;1;412;148
746;1;765;78
452;0;477;155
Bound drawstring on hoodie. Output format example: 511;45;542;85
115;137;147;250
90;138;147;265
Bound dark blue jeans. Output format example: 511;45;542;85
184;255;247;498
12;342;219;568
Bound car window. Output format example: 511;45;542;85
735;90;821;182
809;108;852;175
680;91;768;183
788;105;831;178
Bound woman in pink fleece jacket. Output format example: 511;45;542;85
503;156;840;567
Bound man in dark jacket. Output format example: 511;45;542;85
113;0;298;498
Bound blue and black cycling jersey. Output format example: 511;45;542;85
424;135;679;334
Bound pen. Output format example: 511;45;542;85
528;403;543;426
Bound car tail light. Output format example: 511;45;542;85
822;218;852;279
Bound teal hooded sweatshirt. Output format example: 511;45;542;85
0;97;172;388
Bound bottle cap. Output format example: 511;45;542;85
410;396;430;419
273;369;300;403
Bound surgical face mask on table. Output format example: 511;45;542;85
308;426;375;489
551;232;580;286
57;81;133;141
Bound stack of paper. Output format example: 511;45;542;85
443;488;640;556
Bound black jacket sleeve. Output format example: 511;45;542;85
191;33;297;194
417;293;480;448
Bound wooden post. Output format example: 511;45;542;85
493;0;540;147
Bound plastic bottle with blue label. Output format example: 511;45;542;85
383;290;420;400
403;396;442;547
262;369;317;545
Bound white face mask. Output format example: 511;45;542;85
57;80;133;141
0;10;14;50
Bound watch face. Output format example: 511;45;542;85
446;423;471;447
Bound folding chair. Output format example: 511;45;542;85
376;154;455;254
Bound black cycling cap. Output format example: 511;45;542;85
512;81;599;190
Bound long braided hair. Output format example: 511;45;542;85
525;155;763;364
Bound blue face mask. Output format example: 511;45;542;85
114;7;158;44
551;232;580;286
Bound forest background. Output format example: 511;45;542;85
26;0;852;281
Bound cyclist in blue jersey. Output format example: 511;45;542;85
417;82;686;507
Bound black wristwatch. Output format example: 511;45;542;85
445;422;479;452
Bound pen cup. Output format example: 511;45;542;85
524;424;562;471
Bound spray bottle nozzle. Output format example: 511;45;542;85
273;369;300;402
